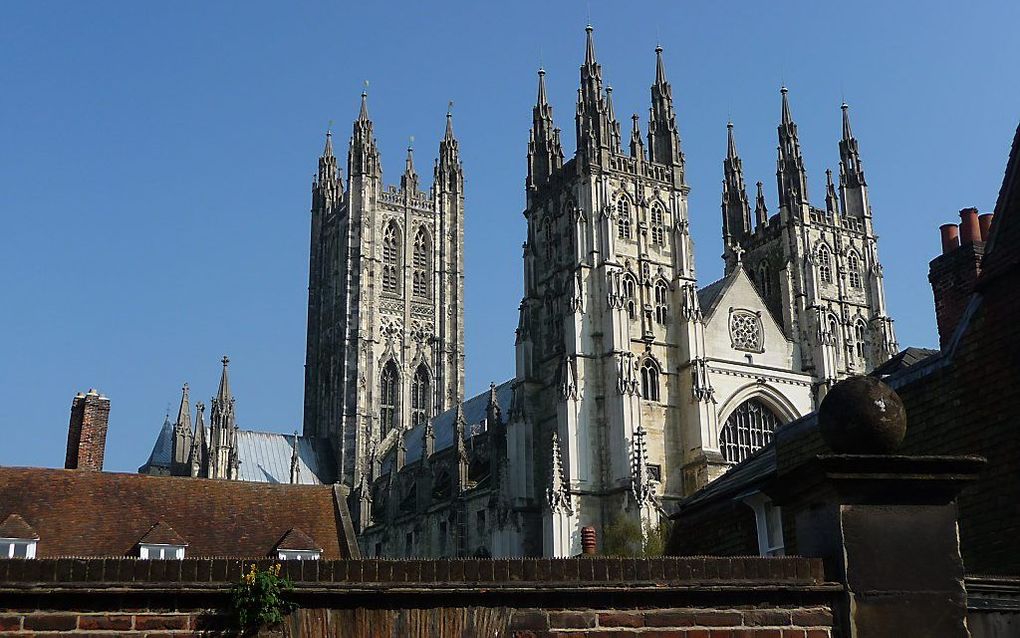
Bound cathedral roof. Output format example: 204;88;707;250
871;347;939;377
138;415;174;473
696;275;730;317
398;379;514;469
0;466;357;558
235;430;336;485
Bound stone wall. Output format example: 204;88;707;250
0;557;838;637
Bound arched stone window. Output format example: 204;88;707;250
758;261;771;298
382;222;402;295
544;220;556;263
847;251;862;289
720;398;781;463
379;360;399;436
654;280;669;325
622;275;637;320
854;320;868;360
650;204;665;246
412;227;431;299
640;358;660;401
617;198;632;240
817;244;833;285
411;364;430;428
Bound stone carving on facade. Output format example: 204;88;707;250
629;424;656;507
546;431;572;514
691;358;716;403
729;309;764;353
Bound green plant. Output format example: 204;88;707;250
601;515;673;557
229;563;296;631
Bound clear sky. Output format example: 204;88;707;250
2;1;1018;472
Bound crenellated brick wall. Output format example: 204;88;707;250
0;557;838;637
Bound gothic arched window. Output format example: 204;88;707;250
411;364;430;428
817;244;833;285
412;227;431;299
854;320;868;360
847;251;862;289
617;198;632;240
544;220;556;263
720;398;781;464
654;280;669;325
622;275;637;320
650;204;665;246
382;222;402;295
379;360;399;436
640;359;661;401
758;261;771;298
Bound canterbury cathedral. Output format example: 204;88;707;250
142;27;898;558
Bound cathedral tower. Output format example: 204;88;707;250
723;92;897;397
509;29;705;556
302;94;466;496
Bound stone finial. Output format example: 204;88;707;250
818;375;907;454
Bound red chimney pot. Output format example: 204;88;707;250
959;208;981;245
978;213;994;241
581;526;597;555
939;224;960;255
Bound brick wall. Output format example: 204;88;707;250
0;557;838;637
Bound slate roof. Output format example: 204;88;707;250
871;347;940;377
397;379;515;470
696;276;730;318
0;467;357;558
675;446;778;514
139;416;174;473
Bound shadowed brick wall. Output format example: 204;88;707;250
0;557;838;637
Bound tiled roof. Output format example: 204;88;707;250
137;520;187;546
0;513;39;540
696;276;730;317
871;347;939;377
275;527;321;552
0;467;356;558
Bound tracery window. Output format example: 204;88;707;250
382;222;402;295
617;198;632;240
622;275;637;320
412;227;431;299
720;399;781;463
411;364;430;428
650;204;665;246
817;244;833;285
847;251;862;289
854;320;868;360
654;280;669;325
640;359;661;401
379;360;399;436
729;310;763;352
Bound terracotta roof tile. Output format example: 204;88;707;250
137;520;188;547
0;467;355;558
275;528;321;551
0;513;39;540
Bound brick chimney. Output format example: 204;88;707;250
65;389;111;471
928;208;993;349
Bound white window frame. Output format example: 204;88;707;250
741;492;785;557
277;549;321;561
139;543;185;560
0;537;37;559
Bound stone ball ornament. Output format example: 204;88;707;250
818;375;907;454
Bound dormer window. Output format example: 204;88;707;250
139;543;186;560
274;528;322;561
137;520;187;560
741;492;785;557
0;514;39;559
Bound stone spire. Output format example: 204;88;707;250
436;105;463;192
485;381;502;427
313;129;342;210
629;114;645;160
825;168;839;215
647;45;685;174
208;356;238;480
722;122;752;254
527;68;564;189
189;401;206;478
400;142;419;192
630;425;654;506
172;384;193;469
574;25;620;160
754;181;769;228
289;431;301;484
546;431;572;513
839;102;867;190
776;87;809;210
348;89;380;177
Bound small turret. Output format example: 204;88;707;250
189;401;206;477
838;102;870;218
776;87;809;211
825;169;839;215
629;114;645;160
208;356;238;480
400;143;418;192
289;431;301;484
313;130;343;210
171;384;193;471
574;25;620;161
527;68;564;190
348;90;381;178
722;122;752;268
754;181;769;229
647;45;685;176
436;105;463;193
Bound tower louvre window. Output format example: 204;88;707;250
654;280;669;325
622;275;637;320
640;358;661;401
380;360;399;436
847;252;862;288
411;364;430;428
382;222;402;295
650;204;665;246
412;227;432;299
855;320;868;359
617;198;632;240
720;398;780;464
817;244;833;284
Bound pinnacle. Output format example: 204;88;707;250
726;121;738;159
583;24;597;68
654;44;668;86
841;101;854;140
358;90;370;121
780;86;794;126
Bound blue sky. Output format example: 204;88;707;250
2;1;1018;472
